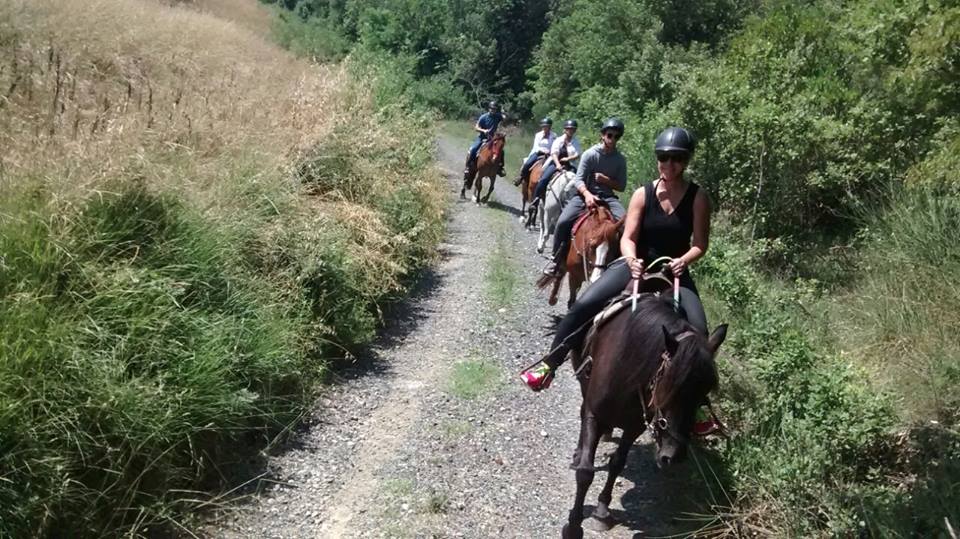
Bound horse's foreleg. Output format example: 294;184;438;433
563;410;603;539
473;176;482;204
567;272;583;309
591;426;643;529
482;175;496;203
548;271;563;306
536;204;547;252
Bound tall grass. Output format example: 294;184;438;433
0;0;444;536
697;186;959;536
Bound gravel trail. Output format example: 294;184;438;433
208;135;715;538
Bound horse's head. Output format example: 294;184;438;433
487;133;506;162
650;323;727;467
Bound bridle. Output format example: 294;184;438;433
573;206;616;275
641;329;699;443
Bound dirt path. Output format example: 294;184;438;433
207;134;715;538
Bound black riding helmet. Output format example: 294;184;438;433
540;117;553;127
488;100;501;111
601;117;625;135
654;126;696;154
563;119;578;129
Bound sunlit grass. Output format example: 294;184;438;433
448;358;501;400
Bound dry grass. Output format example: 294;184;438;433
1;0;338;196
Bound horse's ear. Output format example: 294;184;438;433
662;325;679;356
707;324;728;355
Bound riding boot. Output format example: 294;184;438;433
463;154;474;178
513;175;524;186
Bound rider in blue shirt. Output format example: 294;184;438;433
464;101;506;179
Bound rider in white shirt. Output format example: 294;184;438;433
532;119;581;205
515;118;557;186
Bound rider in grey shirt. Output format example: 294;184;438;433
573;142;627;197
543;118;628;276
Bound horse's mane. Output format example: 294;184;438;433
627;294;718;410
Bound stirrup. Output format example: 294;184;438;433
519;362;554;392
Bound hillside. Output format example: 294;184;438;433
0;0;443;536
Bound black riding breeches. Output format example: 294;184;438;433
543;259;708;369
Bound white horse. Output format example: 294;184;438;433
536;170;578;254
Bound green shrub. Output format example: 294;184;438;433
271;8;351;62
698;234;897;535
0;183;314;536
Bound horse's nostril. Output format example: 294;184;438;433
659;455;672;467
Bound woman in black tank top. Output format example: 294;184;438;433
520;126;713;395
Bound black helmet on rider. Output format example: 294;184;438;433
601;117;625;136
654;126;696;155
488;100;501;112
540;117;553;127
563;119;578;129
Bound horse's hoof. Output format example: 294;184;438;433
548;296;558;306
536;246;544;254
561;524;583;539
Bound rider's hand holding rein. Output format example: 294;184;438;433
626;256;645;279
580;184;598;209
594;172;615;188
669;257;687;276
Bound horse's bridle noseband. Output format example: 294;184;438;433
643;330;699;443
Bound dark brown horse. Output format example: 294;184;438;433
537;205;623;308
561;293;728;539
461;133;505;204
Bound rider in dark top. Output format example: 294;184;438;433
464;100;506;179
521;127;714;414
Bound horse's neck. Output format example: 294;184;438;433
551;171;574;193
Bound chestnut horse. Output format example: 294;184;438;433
537;205;622;308
520;156;546;226
562;293;728;538
461;133;505;204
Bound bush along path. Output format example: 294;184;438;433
208;134;719;538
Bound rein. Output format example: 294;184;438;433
572;207;617;274
642;329;698;436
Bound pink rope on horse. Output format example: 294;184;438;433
673;275;680;313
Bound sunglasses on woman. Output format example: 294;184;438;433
656;152;688;163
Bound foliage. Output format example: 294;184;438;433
271;7;351;61
263;0;553;114
699;234;898;535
